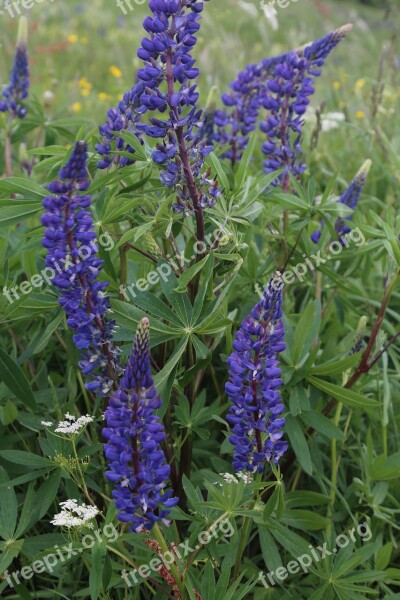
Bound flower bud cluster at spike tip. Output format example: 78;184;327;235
311;159;371;243
103;318;178;533
226;272;287;473
41;141;121;396
0;17;30;119
97;0;221;216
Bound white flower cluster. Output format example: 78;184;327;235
41;413;94;435
217;472;253;485
50;499;99;529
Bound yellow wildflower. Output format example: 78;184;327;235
355;79;366;90
332;81;341;91
109;66;122;78
72;102;82;113
355;110;366;120
68;34;78;44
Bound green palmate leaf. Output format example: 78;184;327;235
110;299;180;338
129;290;183;327
206;152;230;193
0;177;48;200
290;300;321;366
0;450;54;468
0;202;42;227
370;452;400;481
158;261;193;326
89;540;108;600
301;410;345;440
0;348;37;411
268;191;309;212
175;254;210;293
234;131;258;191
281;509;330;531
285;491;331;508
32;311;65;355
310;354;361;376
285;414;313;475
192;253;214;323
258;526;283;572
307;376;379;412
154;334;189;398
0;467;18;539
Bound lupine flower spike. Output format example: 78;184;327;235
103;318;178;533
226;272;287;473
41;141;121;395
212;24;352;181
0;17;30;119
97;0;221;222
312;159;372;243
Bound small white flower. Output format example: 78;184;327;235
41;421;53;427
51;499;99;529
321;112;346;132
215;472;253;486
54;414;94;435
64;412;76;421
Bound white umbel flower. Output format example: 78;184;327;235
51;499;99;529
54;414;94;435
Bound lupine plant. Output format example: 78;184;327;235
0;2;399;600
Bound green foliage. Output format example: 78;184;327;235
0;0;400;599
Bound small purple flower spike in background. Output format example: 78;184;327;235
103;318;178;533
0;17;30;119
41;141;121;395
311;159;372;243
226;272;287;474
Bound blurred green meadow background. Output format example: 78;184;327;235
0;0;399;202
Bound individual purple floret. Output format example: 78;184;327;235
103;318;178;533
311;159;371;243
41;141;121;395
97;0;220;224
0;17;30;119
226;272;287;473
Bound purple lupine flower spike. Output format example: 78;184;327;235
211;25;352;173
226;272;287;473
311;159;371;243
260;24;353;188
41;141;121;395
97;0;220;218
103;318;178;533
0;17;30;119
